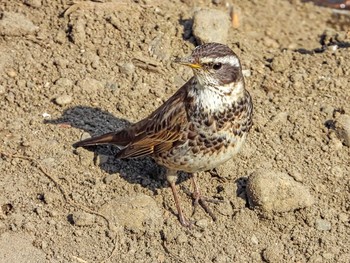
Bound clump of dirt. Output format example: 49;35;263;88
0;0;349;262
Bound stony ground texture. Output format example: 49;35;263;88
0;0;349;262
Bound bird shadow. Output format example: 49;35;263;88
45;106;189;193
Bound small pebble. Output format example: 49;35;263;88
176;232;188;244
103;174;118;184
96;154;109;165
55;95;73;106
242;69;251;77
315;219;331;231
195;219;209;228
70;211;95;226
0;85;5;95
105;81;119;90
192;231;202;239
271;55;290;72
40;240;48;250
338;212;348;223
6;69;17;78
55;78;73;88
34;206;43;216
5;92;15;102
334;114;350;147
320;104;334;118
262;243;284;262
251;234;259;245
26;81;34;89
42;112;51;119
70;18;86;46
119;62;135;76
77;78;104;94
271;111;288;124
55;30;66;44
263;36;279;49
80;132;91;141
48;219;56;225
42;192;56;205
250;252;262;261
48;210;58;217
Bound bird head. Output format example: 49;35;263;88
175;43;243;88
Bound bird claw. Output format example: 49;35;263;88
182;185;221;221
178;214;194;228
192;193;221;221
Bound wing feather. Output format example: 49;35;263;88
116;80;192;159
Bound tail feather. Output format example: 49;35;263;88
73;130;131;148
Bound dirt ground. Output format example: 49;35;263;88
0;0;349;262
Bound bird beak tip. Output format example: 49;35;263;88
173;57;182;63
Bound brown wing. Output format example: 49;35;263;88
115;80;192;159
73;79;193;158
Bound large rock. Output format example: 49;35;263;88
192;9;231;44
246;170;314;216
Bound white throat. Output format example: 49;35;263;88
191;80;245;113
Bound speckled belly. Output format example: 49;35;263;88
154;132;247;173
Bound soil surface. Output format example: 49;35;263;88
1;0;349;262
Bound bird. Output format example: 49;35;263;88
73;43;253;227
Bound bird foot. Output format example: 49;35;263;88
181;186;221;221
192;192;221;221
178;213;193;228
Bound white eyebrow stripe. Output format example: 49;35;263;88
201;55;240;67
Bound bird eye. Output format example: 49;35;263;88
213;63;222;70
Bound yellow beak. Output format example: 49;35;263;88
186;63;202;69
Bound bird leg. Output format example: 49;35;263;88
166;170;191;227
191;173;220;221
